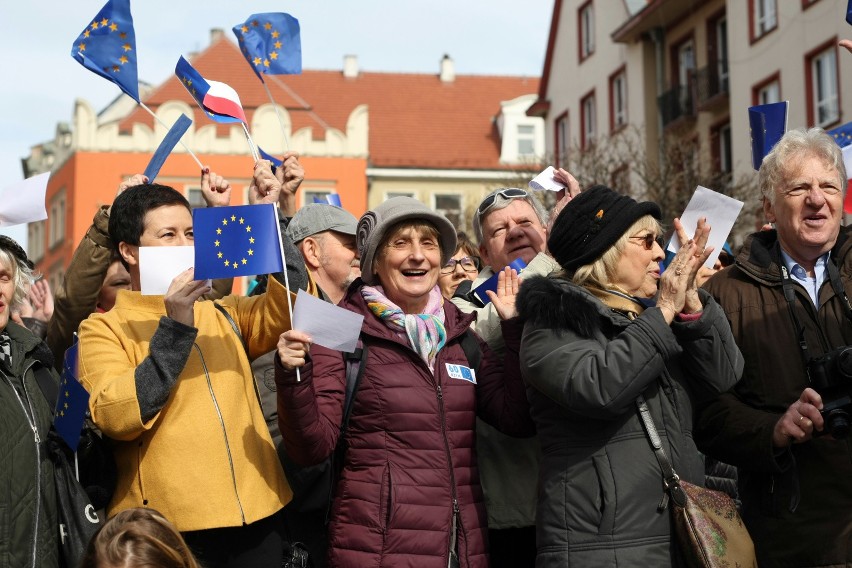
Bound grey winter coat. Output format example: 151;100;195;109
0;322;60;568
517;276;743;567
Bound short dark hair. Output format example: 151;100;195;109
109;184;191;251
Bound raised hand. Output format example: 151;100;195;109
547;168;581;236
276;151;305;216
248;160;282;206
486;266;521;320
277;329;312;371
657;217;713;322
200;167;232;208
28;279;54;322
164;268;210;328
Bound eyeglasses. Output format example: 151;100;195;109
441;256;480;274
476;188;530;219
629;233;658;251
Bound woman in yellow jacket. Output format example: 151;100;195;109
79;163;297;568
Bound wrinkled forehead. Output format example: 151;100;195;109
781;152;841;186
481;198;541;227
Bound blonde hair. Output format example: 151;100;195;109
80;508;201;568
0;249;36;312
572;215;662;290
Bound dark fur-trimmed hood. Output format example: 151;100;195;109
517;275;615;340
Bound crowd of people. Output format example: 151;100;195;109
1;125;851;568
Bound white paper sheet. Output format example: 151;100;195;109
0;172;49;227
292;289;364;353
528;166;567;192
667;186;744;269
139;246;203;295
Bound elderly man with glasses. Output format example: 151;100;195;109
451;169;579;567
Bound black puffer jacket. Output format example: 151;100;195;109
517;277;743;567
0;322;60;568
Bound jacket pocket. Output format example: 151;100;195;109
379;461;394;532
591;453;616;535
565;452;616;536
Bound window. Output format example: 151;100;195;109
609;67;628;132
48;189;66;249
554;112;569;167
753;73;781;105
711;122;733;174
48;261;65;299
676;39;695;88
807;43;839;127
715;17;729;93
578;1;594;62
580;91;596;149
27;221;45;264
517;124;535;157
186;187;206;209
750;0;777;42
433;194;463;230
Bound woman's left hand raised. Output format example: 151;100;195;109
486;266;521;320
658;217;713;321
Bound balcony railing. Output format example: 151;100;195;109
658;83;695;127
695;64;729;106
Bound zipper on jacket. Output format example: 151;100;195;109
1;361;41;568
436;385;462;567
193;344;246;525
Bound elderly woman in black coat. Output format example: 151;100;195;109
517;186;743;567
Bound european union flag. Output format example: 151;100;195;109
71;0;139;102
175;56;246;124
54;341;90;452
143;114;192;182
748;101;788;170
232;13;302;81
847;0;852;26
193;204;284;279
828;122;852;148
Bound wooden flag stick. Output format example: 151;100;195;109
270;201;300;382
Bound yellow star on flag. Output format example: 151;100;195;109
233;263;238;270
248;249;254;256
79;43;86;52
119;55;128;64
241;258;247;265
110;22;118;32
83;30;90;38
241;25;249;33
223;219;228;226
272;30;280;38
101;18;109;26
253;57;262;65
239;218;245;224
214;240;220;247
120;31;127;39
249;237;255;244
270;52;279;60
246;226;252;233
122;43;132;52
217;252;223;259
91;21;99;30
231;215;236;222
263;59;270;68
216;228;222;235
274;41;282;49
224;260;230;267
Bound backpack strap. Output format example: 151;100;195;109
341;339;367;436
458;329;482;376
213;302;248;355
33;365;59;409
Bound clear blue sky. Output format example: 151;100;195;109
0;0;554;245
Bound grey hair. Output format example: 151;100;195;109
759;128;846;204
0;248;37;312
472;188;549;244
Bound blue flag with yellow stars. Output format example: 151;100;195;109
71;0;139;102
828;122;852;148
232;13;302;80
258;146;283;168
54;339;90;452
193;204;284;279
748;100;788;170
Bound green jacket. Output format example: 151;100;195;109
0;322;60;568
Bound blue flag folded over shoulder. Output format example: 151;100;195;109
748;101;788;170
193;204;284;280
71;0;139;102
54;340;90;452
232;13;302;80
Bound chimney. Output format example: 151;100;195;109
440;54;455;83
210;28;224;44
343;55;359;78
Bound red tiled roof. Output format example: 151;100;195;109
120;37;539;170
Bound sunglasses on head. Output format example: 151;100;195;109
476;188;530;219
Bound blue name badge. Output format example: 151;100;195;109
446;363;477;384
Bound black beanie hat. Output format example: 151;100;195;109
0;235;34;270
548;184;661;272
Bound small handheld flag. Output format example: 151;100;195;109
54;341;90;452
233;13;302;80
258;147;283;168
748;101;788;170
143;114;193;183
71;0;139;102
175;56;247;124
847;0;852;26
193;204;284;279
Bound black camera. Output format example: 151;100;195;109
807;346;852;438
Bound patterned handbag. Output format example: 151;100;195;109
636;396;757;568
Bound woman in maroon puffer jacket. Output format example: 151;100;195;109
276;197;535;568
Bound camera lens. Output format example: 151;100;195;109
827;408;852;439
837;348;852;381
